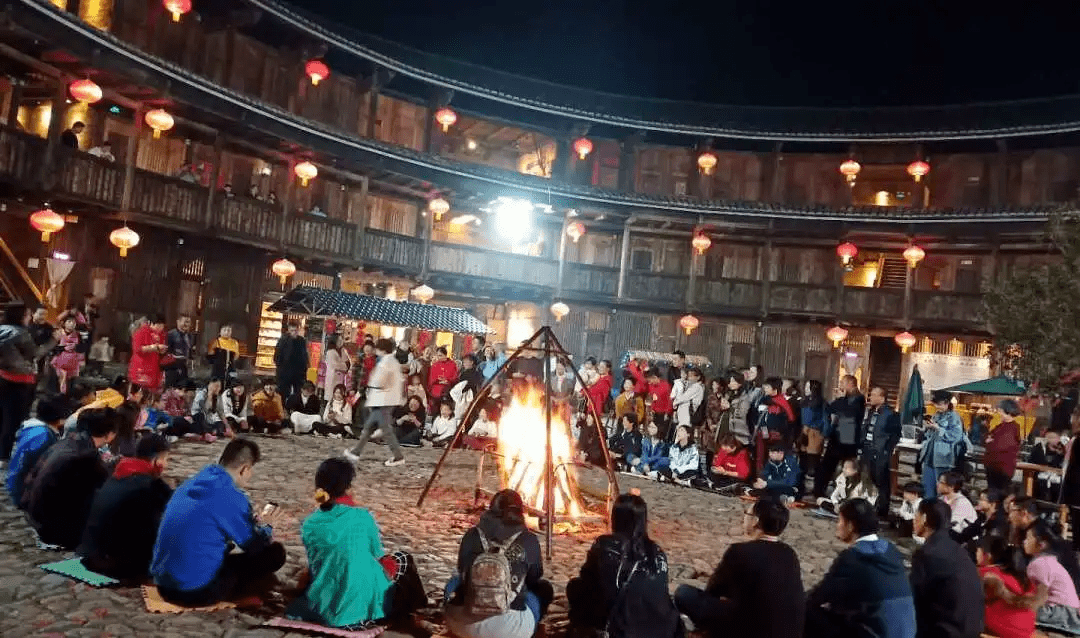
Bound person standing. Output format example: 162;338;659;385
60;121;85;149
274;322;309;400
675;495;805;638
28;307;55;384
321;335;350;399
0;303;37;464
917;390;965;501
427;347;458;413
206;324;240;381
910;499;985;638
344;338;406;467
162;315;194;388
863;386;901;517
667;350;686;387
806;498;916;638
983;399;1022;491
814;375;866;500
129;315;167;394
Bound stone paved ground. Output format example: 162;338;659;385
0;435;853;638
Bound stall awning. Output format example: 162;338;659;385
268;286;491;335
940;375;1026;396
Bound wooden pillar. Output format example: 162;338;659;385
688;216;703;309
280;164;295;249
352;176;369;263
419;206;433;280
993;139;1008;206
903;237;914;324
556;212;570;299
365;69;388;140
760;237;773;318
422;94;437;154
551;136;571;183
686;148;701;198
769;142;784;202
617;134;641;192
5;80;23;129
222;28;237;90
119;106;143;211
38;82;70;188
204;134;224;229
616;221;631;299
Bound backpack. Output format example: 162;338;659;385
465;528;523;617
690;395;707;427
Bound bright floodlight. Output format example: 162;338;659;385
491;197;534;243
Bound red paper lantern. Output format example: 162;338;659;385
691;232;712;255
903;245;926;269
566;221;585;243
907;160;930;183
679;314;700;336
144;109;174;139
30;209;64;242
839;159;861;184
826;325;849;348
163;0;191;22
434;107;457;133
304;59;330;86
271;258;296;286
697;151;718;175
895;331;917;353
572;137;593;160
836;242;858;266
69;79;102;104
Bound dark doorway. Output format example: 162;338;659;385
868;336;903;408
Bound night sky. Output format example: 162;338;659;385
293;0;1079;108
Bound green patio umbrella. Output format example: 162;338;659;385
901;365;925;425
940;375;1025;396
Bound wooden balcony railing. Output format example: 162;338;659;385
844;287;905;318
563;263;619;297
360;229;423;271
220;196;280;239
911;290;985;325
429;242;557;287
285;214;356;258
769;282;838;315
627;272;689;305
697;278;764;313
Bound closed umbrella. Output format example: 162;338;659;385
901;365;925;426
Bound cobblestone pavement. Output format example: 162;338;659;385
0;436;852;638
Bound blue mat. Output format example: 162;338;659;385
40;558;120;587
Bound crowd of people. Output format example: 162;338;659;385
9;299;1080;636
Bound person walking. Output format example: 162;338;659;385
0;303;37;464
344;338;406;467
274;322;309;400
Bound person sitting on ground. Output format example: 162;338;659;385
566;493;683;638
463;406;498;451
806;498;916;638
576;412;606;467
614;377;646;425
66;376;129;434
634;419;670;478
610;414;643;472
661;424;700;486
151;438;286;607
426;400;458;447
1008;495;1041;547
938;471;978;540
910;499;985;638
287;381;323;435
5;395;73;507
250;378;287;434
79;434;173;580
444;489;555;638
286;458;426;629
895;481;923;540
977;535;1046;638
24;408;119;548
817;458;878;513
152;379;197;437
750;442;801;503
675;495;805;638
391;394;427;448
316;384;353;438
223;379;251;434
709;433;751;491
959;487;1010;549
111;400;143;458
190;378;227;441
406;373;427;408
1023;520;1080;635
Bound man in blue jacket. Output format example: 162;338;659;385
5;395;72;507
751;442;801;503
806;498;916;638
151;438;286;606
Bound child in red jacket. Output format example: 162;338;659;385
710;433;751;492
643;368;673;440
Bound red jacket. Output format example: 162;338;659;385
128;324;164;391
647;379;673;415
428;359;458;399
979;565;1039;638
983;419;1021;477
626;361;649;394
712;447;751;480
582;373;613;415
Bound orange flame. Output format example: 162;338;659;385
496;385;584;519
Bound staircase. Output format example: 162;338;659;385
0;234;44;307
869;336;904;408
878;256;909;290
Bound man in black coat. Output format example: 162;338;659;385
79;434;173;580
274;322;308;400
814;374;866;499
675;496;805;638
910;499;984;638
24;409;118;549
864;386;902;517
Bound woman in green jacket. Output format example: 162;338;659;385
286;458;425;629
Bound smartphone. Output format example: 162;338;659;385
260;502;278;517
